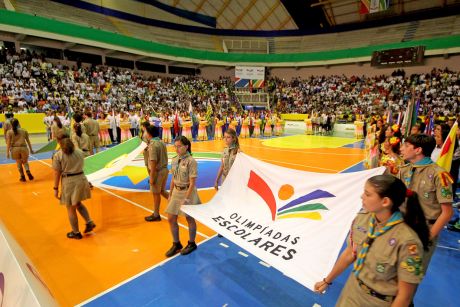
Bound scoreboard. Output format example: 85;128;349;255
371;46;425;67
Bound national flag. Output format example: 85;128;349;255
424;113;434;136
437;121;458;172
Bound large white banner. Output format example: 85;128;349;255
235;66;265;80
182;153;384;291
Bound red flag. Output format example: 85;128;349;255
174;111;179;135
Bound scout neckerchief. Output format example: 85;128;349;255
403;157;433;188
175;152;190;175
353;211;404;277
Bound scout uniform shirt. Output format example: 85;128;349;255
398;157;453;221
337;211;423;306
84;118;100;138
148;137;168;171
221;146;237;181
170;153;197;188
71;133;90;156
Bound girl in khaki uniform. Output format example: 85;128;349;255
53;133;95;239
314;175;430;307
6;118;34;182
215;128;240;190
71;123;91;158
165;136;201;257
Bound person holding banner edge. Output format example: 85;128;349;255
215;128;240;190
144;125;169;222
165;136;201;257
53;132;96;239
314;175;429;307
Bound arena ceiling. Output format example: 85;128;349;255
158;0;460;31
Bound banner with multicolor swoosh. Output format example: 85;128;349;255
182;153;385;290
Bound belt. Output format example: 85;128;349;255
357;278;394;303
174;185;189;191
62;172;84;178
82;149;89;152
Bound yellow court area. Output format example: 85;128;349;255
262;135;361;149
0;135;364;306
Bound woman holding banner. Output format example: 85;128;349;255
53;133;96;239
165;136;201;257
214;128;240;190
6;118;34;182
314;175;429;307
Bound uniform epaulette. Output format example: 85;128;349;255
357;208;368;214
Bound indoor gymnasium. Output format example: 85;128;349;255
0;1;459;306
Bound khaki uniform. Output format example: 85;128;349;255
142;134;150;171
148;138;168;194
84;118;100;152
71;133;91;158
337;212;424;307
221;147;237;182
166;154;201;216
52;149;91;206
398;162;453;269
6;129;30;162
51;124;67;140
3;118;12;140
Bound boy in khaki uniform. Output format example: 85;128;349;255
144;126;169;222
83;112;100;154
399;134;453;270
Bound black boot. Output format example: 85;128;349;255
180;241;197;255
165;242;183;257
19;175;26;182
26;170;34;180
84;221;96;233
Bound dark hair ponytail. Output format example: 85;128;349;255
404;191;430;251
74;123;83;137
367;175;430;250
11;118;19;135
54;116;63;129
175;135;192;155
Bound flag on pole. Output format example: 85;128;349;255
437;121;458;172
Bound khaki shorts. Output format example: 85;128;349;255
11;147;29;162
89;135;100;150
165;188;201;216
150;168;168;194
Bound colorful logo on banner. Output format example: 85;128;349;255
247;171;334;221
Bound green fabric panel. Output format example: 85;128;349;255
0;9;459;63
34;140;58;154
84;137;141;175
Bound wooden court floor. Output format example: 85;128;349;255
0;136;365;306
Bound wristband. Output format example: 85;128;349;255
323;278;332;286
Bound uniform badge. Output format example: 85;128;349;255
441;187;452;198
357;226;367;233
376;263;385;273
423;192;429;198
408;244;418;255
389;238;396;246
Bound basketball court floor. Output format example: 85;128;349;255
0;134;458;307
